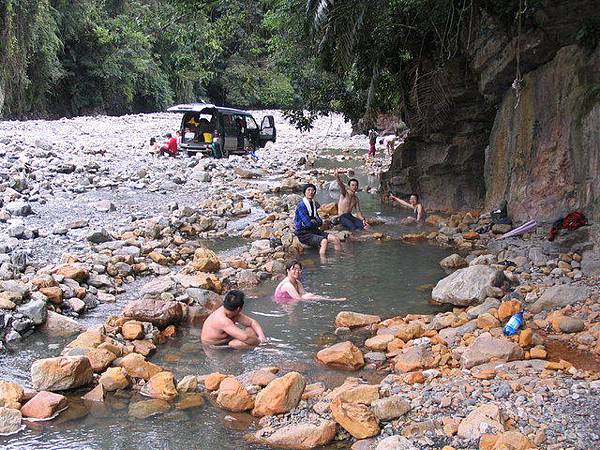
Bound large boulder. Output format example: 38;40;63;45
216;377;254;412
140;371;178;400
31;356;93;391
122;299;184;328
335;311;381;328
316;341;365;370
252;372;306;417
530;285;591;313
20;391;68;419
432;265;505;306
0;406;22;435
250;419;337;449
192;248;220;272
330;399;380;439
460;333;524;369
457;403;504;439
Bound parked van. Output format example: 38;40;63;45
167;103;276;158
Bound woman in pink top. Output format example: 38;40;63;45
274;260;345;303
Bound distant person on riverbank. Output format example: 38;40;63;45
148;137;160;156
294;183;341;256
274;260;346;303
160;132;178;157
389;193;425;223
335;169;369;230
367;129;378;157
201;290;266;349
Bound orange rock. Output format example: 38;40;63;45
121;320;144;340
442;417;460;436
463;230;480;240
316;341;364;371
192;248;220;272
330;399;380;439
132;339;156;357
148;251;168;265
530;347;547;359
141;371;178;400
335;311;381;328
99;367;131;391
117;353;162;380
479;434;499;450
39;287;63;305
0;380;24;409
404;371;425;384
54;264;89;282
365;335;394;351
498;300;522;322
20;391;67;419
204;372;229;391
82;384;105;402
472;369;496;380
518;328;533;347
334;384;380;405
252;372;306;417
387;338;405;352
85;348;117;373
216;377;254;412
488;431;536;449
161;325;177;338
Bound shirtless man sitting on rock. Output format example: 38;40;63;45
335;169;369;230
201;290;266;349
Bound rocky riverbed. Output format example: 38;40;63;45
1;111;599;449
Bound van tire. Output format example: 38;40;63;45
222;147;229;158
187;151;194;158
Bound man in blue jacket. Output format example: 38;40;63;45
295;183;341;256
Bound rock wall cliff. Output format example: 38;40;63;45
381;0;600;221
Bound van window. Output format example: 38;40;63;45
183;112;214;144
245;116;258;130
223;114;238;134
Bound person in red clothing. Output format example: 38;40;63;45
160;132;178;157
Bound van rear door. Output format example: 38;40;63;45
259;115;276;146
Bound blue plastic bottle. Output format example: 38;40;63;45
503;310;524;336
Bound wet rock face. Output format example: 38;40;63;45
381;2;600;219
485;44;600;222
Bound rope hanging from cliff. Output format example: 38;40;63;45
512;0;527;110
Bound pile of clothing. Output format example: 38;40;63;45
548;211;588;241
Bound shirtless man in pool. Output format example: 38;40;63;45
335;169;369;230
201;290;266;349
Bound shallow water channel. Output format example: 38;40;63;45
1;238;451;450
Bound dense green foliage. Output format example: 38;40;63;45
0;0;548;127
0;0;334;117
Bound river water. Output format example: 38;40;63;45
0;137;453;449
